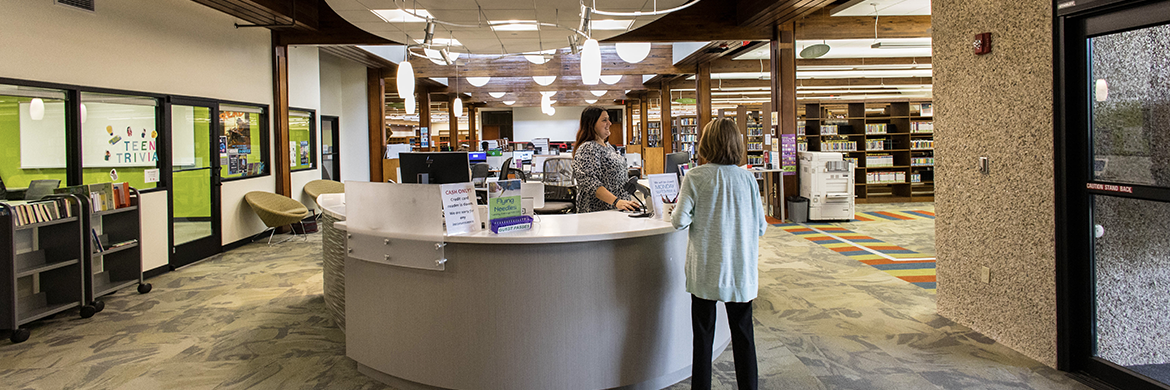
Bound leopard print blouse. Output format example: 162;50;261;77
573;141;632;213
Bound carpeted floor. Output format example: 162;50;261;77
0;203;1095;389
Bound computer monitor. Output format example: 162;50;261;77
25;179;61;200
664;152;691;182
399;152;472;184
468;152;487;163
512;150;534;163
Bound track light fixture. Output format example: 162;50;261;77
568;35;582;55
423;19;436;45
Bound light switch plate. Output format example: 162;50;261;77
980;266;991;284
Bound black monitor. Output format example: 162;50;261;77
399;152;472;184
664;152;691;182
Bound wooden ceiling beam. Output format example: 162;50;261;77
706;56;932;72
668;76;932;90
737;0;836;29
319;46;398;70
795;9;931;40
191;0;319;31
603;0;771;42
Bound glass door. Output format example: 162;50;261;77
321;115;339;180
169;99;220;268
1059;2;1170;389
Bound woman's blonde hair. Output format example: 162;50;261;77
698;118;744;165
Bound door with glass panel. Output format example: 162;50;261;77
1060;2;1170;389
169;98;220;268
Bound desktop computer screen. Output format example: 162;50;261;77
664;152;691;182
512;150;534;162
399;152;472;184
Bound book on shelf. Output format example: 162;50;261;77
5;197;74;227
108;239;138;249
91;228;105;253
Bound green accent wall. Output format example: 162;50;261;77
0;97;69;189
290;114;313;171
173;106;211;218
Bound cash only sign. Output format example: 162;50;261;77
440;183;481;235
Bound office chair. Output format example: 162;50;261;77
471;163;491;187
535;156;575;214
498;157;527;181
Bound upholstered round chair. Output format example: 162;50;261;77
244;191;309;244
303;179;345;204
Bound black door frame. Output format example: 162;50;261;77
1056;1;1170;388
321;115;340;180
166;96;222;269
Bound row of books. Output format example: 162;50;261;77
866;171;907;184
746;124;764;136
7;198;75;227
911;173;924;183
912;157;936;166
746;155;765;166
746;142;764;151
677;117;698;126
819;140;856;151
54;182;133;212
865;124;889;134
911;121;934;132
866;155;895;167
865;139;887;150
911;140;935;149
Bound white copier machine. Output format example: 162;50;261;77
798;151;855;221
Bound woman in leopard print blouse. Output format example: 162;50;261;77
572;106;639;213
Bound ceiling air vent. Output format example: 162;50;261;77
55;0;95;12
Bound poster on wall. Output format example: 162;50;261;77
289;141;297;167
222;111;252;150
420;127;430;148
300;141;309;165
228;150;240;174
781;134;797;175
219;136;227;154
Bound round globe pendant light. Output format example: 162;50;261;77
80;103;87;124
532;75;556;86
581;38;601;85
615;42;651;63
397;60;415;98
599;75;622;85
590;90;607;97
29;98;44;121
488;92;506;98
585;99;598;104
467;77;491;87
452;97;463;117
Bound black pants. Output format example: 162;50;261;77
691;294;758;390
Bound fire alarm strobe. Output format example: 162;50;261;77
974;33;992;55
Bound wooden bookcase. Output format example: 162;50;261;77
798;101;934;204
673;115;698;155
84;188;151;310
1;194;88;343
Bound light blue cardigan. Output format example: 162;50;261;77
670;164;768;303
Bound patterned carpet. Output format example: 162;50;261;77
778;223;937;292
0;203;1091;389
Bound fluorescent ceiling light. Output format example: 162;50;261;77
488;92;506;98
414;38;461;46
871;42;932;49
371;9;432;23
590;19;634;30
490;21;539;31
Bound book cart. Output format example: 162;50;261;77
0;194;90;343
83;187;151;313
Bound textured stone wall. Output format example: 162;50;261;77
932;0;1058;367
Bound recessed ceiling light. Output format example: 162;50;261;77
371;9;431;23
590;19;634;31
489;20;540;31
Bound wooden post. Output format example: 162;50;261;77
469;105;478;151
625;100;635;145
696;62;712;147
639;99;649;149
272;34;291;197
776;21;798;218
367;67;386;182
661;81;673;156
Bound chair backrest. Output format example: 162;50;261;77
498;157;527;181
471;163;491;186
542;157;574;187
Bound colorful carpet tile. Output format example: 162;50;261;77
852;210;935;221
776;223;936;292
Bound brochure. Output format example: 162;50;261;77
487;179;523;221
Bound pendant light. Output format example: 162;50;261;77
397;58;415;98
590;90;607;97
29;98;44;121
80;103;87;124
453;97;463;117
532;75;556;86
404;95;416;115
615;42;651;63
467;77;491;87
488;92;506;98
599;75;622;85
581;38;601;85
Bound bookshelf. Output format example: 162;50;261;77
744;111;766;166
84;187;151;312
798;101;934;203
673;116;698;154
1;194;88;343
646;121;662;147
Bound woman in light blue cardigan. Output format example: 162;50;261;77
671;118;768;390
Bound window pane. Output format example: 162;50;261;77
0;85;69;190
219;108;266;179
1090;22;1170;187
289;109;314;171
79;92;160;190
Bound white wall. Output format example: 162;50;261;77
319;52;371;182
288;46;322;211
513;106;585;142
1;0;275;257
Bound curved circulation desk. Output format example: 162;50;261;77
333;183;730;390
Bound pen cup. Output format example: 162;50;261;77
661;202;677;219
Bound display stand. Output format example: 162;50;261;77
84;187;151;311
0;194;88;343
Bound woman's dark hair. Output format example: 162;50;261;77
574;105;607;150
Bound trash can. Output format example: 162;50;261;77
786;196;809;223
